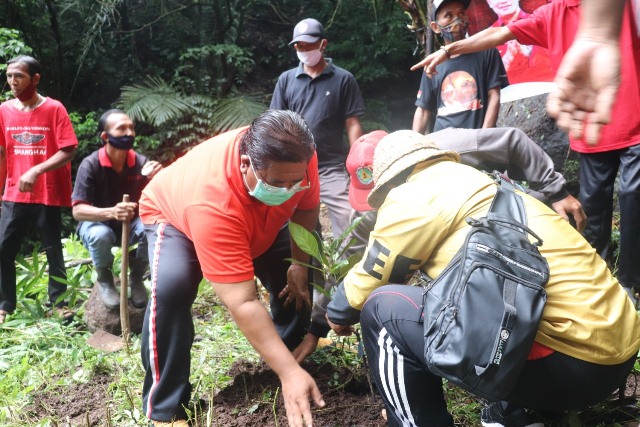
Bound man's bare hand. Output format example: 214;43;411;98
551;194;587;232
410;48;449;77
292;333;320;363
280;367;325;427
327;316;354;336
547;38;620;146
112;201;137;222
279;264;311;312
141;160;163;179
18;168;40;192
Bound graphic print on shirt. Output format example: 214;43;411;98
9;127;48;156
437;71;482;117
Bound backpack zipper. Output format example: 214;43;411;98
475;243;546;278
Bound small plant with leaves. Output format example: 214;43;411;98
286;217;364;299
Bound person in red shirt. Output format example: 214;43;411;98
412;1;640;424
413;0;640;307
0;55;77;324
139;110;324;427
485;0;554;83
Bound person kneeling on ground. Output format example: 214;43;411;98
72;109;162;310
294;126;586;363
326;130;640;427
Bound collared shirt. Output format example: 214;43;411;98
72;146;149;233
270;59;365;167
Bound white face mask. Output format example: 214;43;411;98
297;49;323;67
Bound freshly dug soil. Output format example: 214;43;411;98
23;358;640;426
209;357;386;427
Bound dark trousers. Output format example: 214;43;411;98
0;201;67;312
360;285;636;427
141;223;311;422
580;145;640;288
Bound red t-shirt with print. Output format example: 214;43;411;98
508;0;640;153
0;97;78;206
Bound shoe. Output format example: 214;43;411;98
96;267;120;309
129;256;149;308
481;402;544;427
130;278;149;308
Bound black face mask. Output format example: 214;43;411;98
439;18;469;43
107;134;135;150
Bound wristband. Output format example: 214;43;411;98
440;46;451;58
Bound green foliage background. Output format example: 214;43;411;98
0;0;419;161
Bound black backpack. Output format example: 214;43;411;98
421;173;549;401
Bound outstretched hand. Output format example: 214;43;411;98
546;37;621;146
281;367;325;427
410;48;449;77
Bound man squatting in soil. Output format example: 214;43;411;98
295;126;587;361
71;109;162;311
138;110;325;427
326;130;640;427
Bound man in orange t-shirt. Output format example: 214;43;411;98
138;110;325;427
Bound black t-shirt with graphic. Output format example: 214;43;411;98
415;49;508;131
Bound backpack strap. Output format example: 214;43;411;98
478;172;544;246
486;172;527;226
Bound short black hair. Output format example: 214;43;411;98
7;55;41;77
97;109;127;135
240;110;315;170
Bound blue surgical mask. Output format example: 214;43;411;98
244;158;310;206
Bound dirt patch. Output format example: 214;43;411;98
24;371;111;426
209;356;386;427
21;356;640;426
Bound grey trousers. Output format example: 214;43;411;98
319;164;354;239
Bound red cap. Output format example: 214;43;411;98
346;130;389;211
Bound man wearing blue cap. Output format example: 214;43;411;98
271;18;365;242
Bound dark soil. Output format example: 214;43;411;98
210;357;386;427
24;371;112;426
20;206;640;426
22;355;640;426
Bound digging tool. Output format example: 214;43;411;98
120;194;131;348
85;195;133;352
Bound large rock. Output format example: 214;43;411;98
497;91;579;193
83;280;146;335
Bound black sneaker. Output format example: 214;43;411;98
481;402;544;427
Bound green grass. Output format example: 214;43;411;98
0;238;259;426
1;236;638;426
